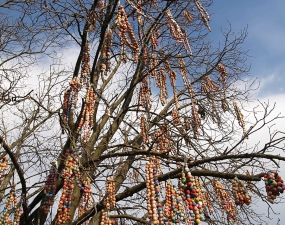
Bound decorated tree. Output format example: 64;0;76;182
0;0;284;225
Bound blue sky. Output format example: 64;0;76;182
209;0;285;97
208;2;285;224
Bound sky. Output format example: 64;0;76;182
209;0;285;97
208;1;285;224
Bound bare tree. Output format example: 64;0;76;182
0;1;284;225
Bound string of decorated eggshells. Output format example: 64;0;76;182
194;0;211;31
184;10;193;22
191;104;200;137
116;3;140;63
0;156;8;185
217;63;227;84
145;157;163;224
80;42;91;84
232;177;251;206
204;192;214;215
146;160;159;224
61;38;92;135
233;102;246;136
201;75;220;123
101;30;113;75
78;177;93;224
213;180;237;224
140;115;149;149
163;60;178;111
179;165;204;225
172;109;181;125
41;162;58;215
0;184;22;225
55;148;79;225
263;171;285;203
104;177;116;211
151;31;159;48
177;55;195;102
155;70;168;106
137;0;143;25
100;177;116;225
100;210;116;225
164;181;185;224
148;53;159;78
154;125;170;154
165;9;191;54
138;77;151;111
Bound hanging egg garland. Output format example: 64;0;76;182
150;157;164;224
100;210;116;225
217;63;227;83
116;3;140;62
191;104;200;136
55;147;79;225
0;156;8;185
194;0;211;31
221;98;229;112
164;181;186;224
172;109;181;125
177;55;195;103
179;166;203;225
101;30;113;75
61;89;71;134
263;171;285;204
146;160;159;224
233;102;246;137
104;177;116;211
155;70;168;106
138;77;151;111
154;125;170;154
232;177;251;206
0;184;22;225
78;177;93;224
184;10;193;22
213;180;237;224
69;77;82;108
101;177;116;225
80;42;91;85
41;162;58;214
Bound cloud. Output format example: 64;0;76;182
245;93;285;224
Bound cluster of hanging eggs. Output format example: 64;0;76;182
78;177;93;224
116;3;140;63
55;148;79;225
101;177;116;225
232;177;251;206
61;41;98;145
104;177;116;210
41;162;58;214
263;171;285;203
179;166;204;225
146;158;207;225
0;156;8;185
100;210;116;225
213;180;237;225
0;185;22;225
164;181;185;224
233;102;246;136
146;158;162;224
